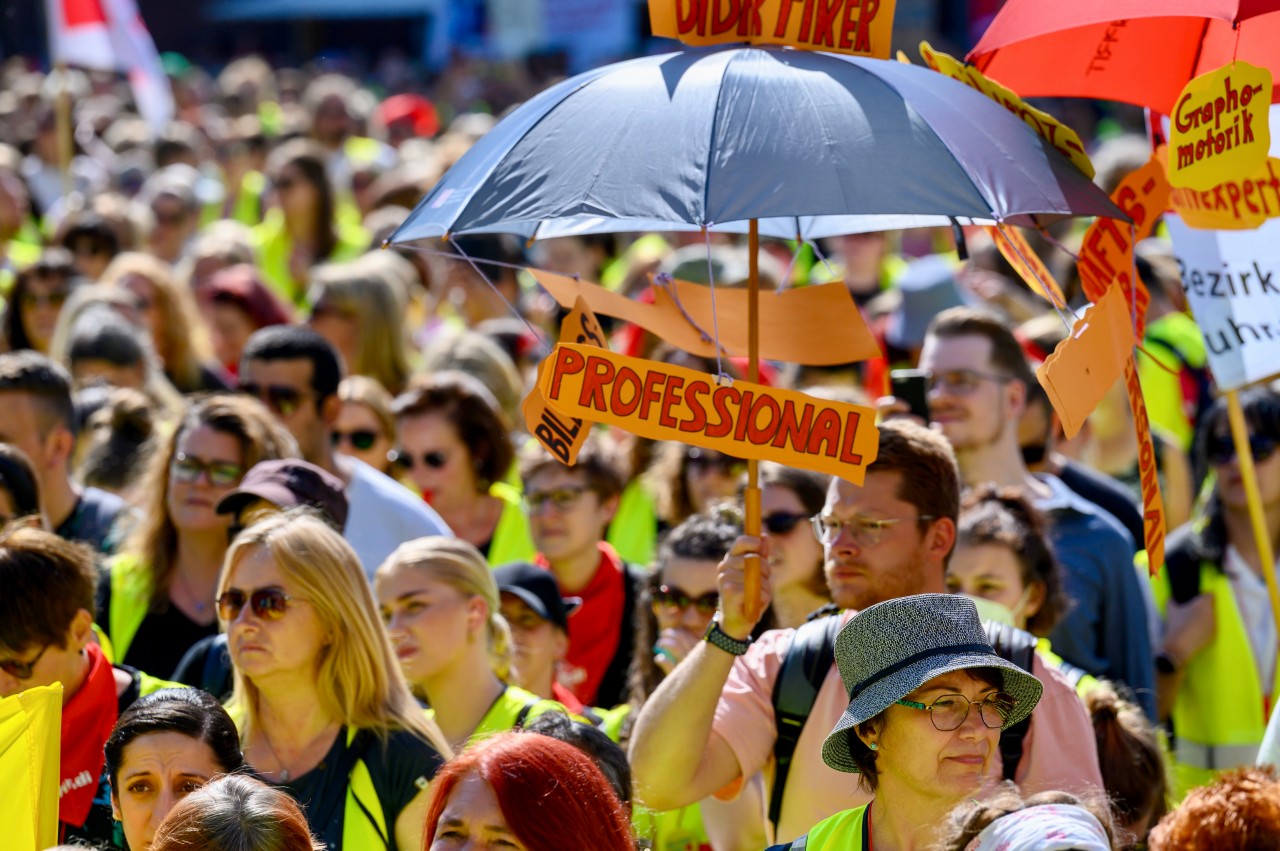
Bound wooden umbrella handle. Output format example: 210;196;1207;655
743;219;763;623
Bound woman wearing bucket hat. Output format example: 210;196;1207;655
768;593;1043;851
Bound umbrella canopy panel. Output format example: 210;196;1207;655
392;46;1123;245
970;0;1280;114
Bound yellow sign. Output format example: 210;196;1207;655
1169;62;1272;191
919;42;1094;179
522;298;606;466
540;344;880;483
648;0;896;59
1168;157;1280;230
0;685;63;851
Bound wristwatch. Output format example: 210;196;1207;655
704;619;752;656
1155;651;1181;675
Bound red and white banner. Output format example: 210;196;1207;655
45;0;174;131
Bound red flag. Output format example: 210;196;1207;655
45;0;174;131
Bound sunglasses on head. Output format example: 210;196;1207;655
239;383;312;417
216;587;297;622
653;584;718;615
763;512;809;535
1207;434;1279;466
170;452;244;487
395;450;448;470
0;643;50;679
332;429;379;451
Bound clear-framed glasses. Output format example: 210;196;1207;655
896;691;1016;731
810;513;936;547
924;369;1013;396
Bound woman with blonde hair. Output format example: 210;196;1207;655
218;512;450;851
307;253;413;396
335;375;397;475
100;251;231;393
375;536;563;750
99;394;296;678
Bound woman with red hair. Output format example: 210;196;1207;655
424;731;635;851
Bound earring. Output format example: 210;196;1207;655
868;742;878;751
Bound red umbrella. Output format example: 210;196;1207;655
968;0;1280;114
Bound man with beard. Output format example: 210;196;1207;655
629;421;1102;845
917;308;1154;719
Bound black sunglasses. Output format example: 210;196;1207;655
653;584;718;615
686;447;746;475
239;383;312;417
1207;434;1278;466
0;643;50;679
332;429;379;451
216;587;297;622
395;450;448;470
763;512;809;535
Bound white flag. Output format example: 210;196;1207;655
45;0;175;132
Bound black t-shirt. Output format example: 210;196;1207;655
96;575;219;680
57;485;125;553
258;726;444;851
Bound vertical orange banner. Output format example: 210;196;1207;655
521;298;606;465
990;225;1068;308
1124;355;1167;575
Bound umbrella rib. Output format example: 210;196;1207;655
701;51;737;229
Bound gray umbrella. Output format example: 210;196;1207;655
389;45;1124;244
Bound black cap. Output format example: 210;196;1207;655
216;459;349;530
493;562;581;631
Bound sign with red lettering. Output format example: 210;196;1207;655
1123;355;1167;576
648;0;897;59
540;344;880;483
1168;157;1280;231
920;42;1094;179
1169;62;1272;191
522;298;607;465
1075;147;1169;341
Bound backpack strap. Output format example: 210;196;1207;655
769;610;842;831
513;699;538;730
982;621;1038;782
1163;523;1204;604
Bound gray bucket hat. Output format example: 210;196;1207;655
822;594;1043;774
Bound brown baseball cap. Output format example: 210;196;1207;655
216;459;348;530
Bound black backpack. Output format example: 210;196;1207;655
767;611;1038;832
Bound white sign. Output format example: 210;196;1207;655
1167;213;1280;391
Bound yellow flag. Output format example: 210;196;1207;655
0;684;64;851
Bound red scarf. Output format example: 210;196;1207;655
538;543;625;705
59;643;118;828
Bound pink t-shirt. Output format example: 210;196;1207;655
710;613;1104;844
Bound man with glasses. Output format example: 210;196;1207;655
518;436;643;709
238;326;448;576
0;351;123;551
916;308;1154;720
0;527;182;847
630;421;1101;846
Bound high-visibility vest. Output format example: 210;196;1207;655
607;478;658;567
344;727;392;851
772;804;867;850
486;482;537;567
1152;560;1280;798
106;555;153;665
431;685;564;743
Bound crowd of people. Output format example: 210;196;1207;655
3;47;1280;851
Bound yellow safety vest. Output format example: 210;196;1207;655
607;478;658;567
779;804;867;850
251;208;369;307
106;555;153;665
486;481;537;567
345;727;392;851
1151;560;1280;798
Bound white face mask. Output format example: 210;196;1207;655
964;587;1034;628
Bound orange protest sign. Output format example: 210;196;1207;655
530;269;881;365
1169;62;1272;191
1168;157;1280;230
540;344;880;483
920;42;1093;179
1124;355;1167;575
1035;287;1131;440
648;0;896;59
1076;147;1169;340
522;298;607;465
989;225;1067;308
